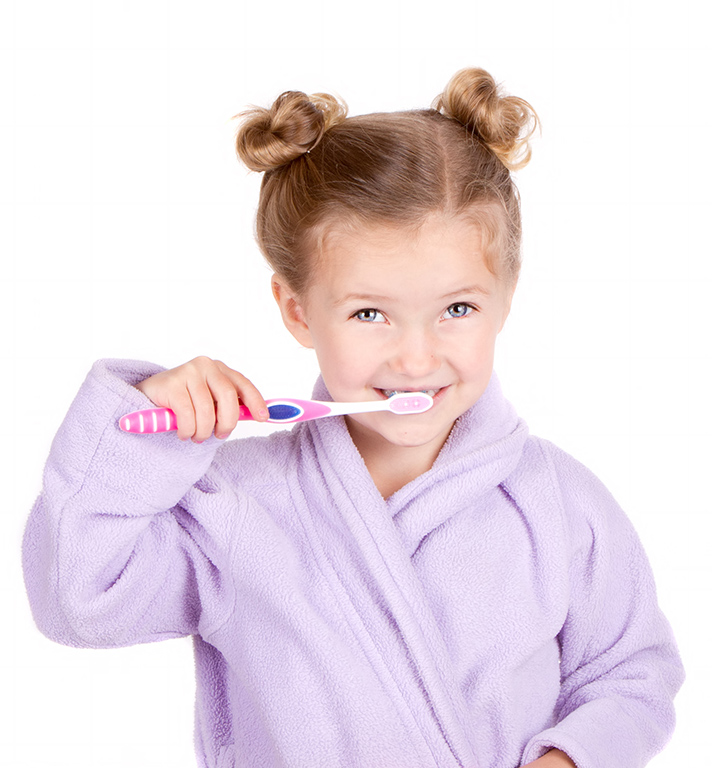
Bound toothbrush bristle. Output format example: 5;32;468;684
387;392;434;414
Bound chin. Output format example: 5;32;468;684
351;414;453;449
391;427;454;449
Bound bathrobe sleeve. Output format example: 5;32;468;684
520;439;684;768
22;359;239;648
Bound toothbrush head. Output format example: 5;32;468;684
385;392;434;414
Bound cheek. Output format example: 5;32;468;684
313;332;382;390
451;322;499;358
312;332;361;375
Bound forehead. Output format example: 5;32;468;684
311;214;500;299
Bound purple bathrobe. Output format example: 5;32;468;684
22;359;683;768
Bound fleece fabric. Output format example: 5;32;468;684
22;359;684;768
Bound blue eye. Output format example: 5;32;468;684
444;303;474;319
353;308;386;323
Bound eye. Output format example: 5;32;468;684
352;308;386;323
442;302;475;320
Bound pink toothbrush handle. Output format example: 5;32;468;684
119;408;177;434
119;400;337;433
119;406;257;434
238;405;255;422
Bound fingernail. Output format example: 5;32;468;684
258;408;269;420
216;433;229;440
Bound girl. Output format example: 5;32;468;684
22;68;683;768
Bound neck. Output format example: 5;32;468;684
346;420;451;499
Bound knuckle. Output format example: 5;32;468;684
194;400;216;420
215;379;239;400
187;355;213;373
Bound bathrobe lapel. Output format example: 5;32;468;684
291;374;528;767
386;373;527;556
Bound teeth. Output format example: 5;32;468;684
382;389;439;398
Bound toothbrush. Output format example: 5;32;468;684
119;392;434;434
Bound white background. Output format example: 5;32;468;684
2;1;710;766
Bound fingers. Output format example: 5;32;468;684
213;362;269;434
207;376;240;441
166;386;199;442
185;377;219;443
135;357;269;443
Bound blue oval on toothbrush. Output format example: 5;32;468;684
266;403;304;421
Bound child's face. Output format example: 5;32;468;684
274;213;514;459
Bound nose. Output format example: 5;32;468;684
390;327;441;379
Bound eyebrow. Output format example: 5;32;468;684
442;284;492;298
334;285;491;307
333;293;391;307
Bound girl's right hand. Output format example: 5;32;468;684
135;356;269;442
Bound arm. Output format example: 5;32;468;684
521;442;684;768
21;358;258;647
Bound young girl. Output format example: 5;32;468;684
22;68;683;768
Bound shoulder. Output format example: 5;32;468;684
507;435;636;553
526;436;619;507
503;433;613;506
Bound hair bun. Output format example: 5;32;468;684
434;67;539;171
234;90;348;172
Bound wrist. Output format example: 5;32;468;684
523;748;576;768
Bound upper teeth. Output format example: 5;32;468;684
383;389;438;398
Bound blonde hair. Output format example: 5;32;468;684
233;68;539;295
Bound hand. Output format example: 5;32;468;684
522;749;577;768
135;356;269;442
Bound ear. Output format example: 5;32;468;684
271;275;314;349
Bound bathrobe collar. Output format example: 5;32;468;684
308;371;529;549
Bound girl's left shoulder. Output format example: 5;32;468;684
512;435;638;545
525;435;619;506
